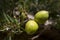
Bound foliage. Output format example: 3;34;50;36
0;0;60;40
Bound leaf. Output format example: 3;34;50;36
7;14;14;23
3;12;10;23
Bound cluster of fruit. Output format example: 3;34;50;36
25;10;49;35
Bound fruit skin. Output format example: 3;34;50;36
34;10;49;24
25;20;38;35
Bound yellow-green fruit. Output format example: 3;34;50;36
25;20;38;35
34;10;49;24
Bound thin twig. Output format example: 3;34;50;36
31;26;49;40
31;20;53;40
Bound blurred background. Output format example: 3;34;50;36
0;0;60;40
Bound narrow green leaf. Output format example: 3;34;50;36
7;14;14;23
3;12;10;23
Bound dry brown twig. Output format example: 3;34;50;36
31;20;53;40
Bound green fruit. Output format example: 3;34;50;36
25;20;38;35
34;10;49;24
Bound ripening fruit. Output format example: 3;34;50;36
25;20;38;35
34;10;49;24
